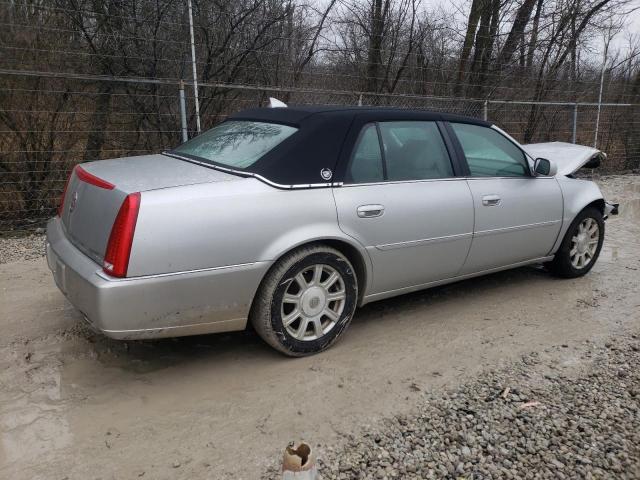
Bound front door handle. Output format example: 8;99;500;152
357;204;385;218
482;194;501;207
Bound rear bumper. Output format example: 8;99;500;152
46;217;270;339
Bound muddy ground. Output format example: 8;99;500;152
1;175;639;479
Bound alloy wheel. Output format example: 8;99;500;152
570;217;600;269
280;264;346;341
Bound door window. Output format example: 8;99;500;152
450;123;528;177
379;122;453;181
346;121;454;183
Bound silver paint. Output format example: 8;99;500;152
46;135;613;340
522;142;604;176
333;179;474;294
47;218;268;339
461;177;563;273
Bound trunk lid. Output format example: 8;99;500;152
60;154;238;263
522;142;605;176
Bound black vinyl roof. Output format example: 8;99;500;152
230;105;491;128
187;105;493;186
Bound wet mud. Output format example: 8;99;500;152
1;175;639;479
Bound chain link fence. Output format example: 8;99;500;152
1;70;639;232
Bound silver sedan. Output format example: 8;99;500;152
46;105;618;356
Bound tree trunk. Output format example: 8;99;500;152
84;81;113;161
454;0;482;96
526;0;544;68
365;0;386;93
469;0;498;98
495;0;537;70
569;0;580;84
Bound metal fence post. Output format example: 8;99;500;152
483;100;488;121
179;80;188;143
572;103;578;144
186;0;201;134
594;104;601;148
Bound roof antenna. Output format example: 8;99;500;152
268;97;288;108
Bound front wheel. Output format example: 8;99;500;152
250;244;358;356
546;207;604;278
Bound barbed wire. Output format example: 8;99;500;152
2;41;634;93
3;67;636;102
2;1;639;232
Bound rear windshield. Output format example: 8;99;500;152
171;120;297;169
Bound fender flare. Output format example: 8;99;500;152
551;177;605;254
256;226;374;304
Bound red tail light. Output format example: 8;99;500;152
76;165;115;190
57;167;75;216
103;193;141;278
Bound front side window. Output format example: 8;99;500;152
346;121;453;183
450;123;528;177
171;120;297;169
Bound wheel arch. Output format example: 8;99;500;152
255;237;371;307
584;198;605;215
321;239;369;304
551;178;606;254
546;200;605;278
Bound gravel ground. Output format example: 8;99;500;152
0;174;638;479
264;335;640;479
0;232;45;264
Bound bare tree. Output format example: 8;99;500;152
330;0;420;96
522;0;630;141
2;0;640;228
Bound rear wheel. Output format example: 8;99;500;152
250;244;358;356
546;207;604;278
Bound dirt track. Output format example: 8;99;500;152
1;175;639;479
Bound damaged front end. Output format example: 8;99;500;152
523;141;606;177
523;142;620;220
604;201;619;219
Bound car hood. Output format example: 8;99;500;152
522;142;605;176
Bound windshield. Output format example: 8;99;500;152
171;120;297;169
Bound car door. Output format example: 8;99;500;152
333;119;474;297
447;122;563;274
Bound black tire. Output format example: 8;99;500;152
250;244;358;357
546;207;604;278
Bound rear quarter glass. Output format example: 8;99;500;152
172;121;297;169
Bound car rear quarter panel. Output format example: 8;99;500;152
127;178;370;281
551;177;606;254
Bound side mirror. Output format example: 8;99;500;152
533;158;557;177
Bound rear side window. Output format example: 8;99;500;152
346;121;453;183
347;124;384;183
172;120;297;169
450;123;528;177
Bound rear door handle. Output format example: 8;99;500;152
357;204;385;218
482;194;501;207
